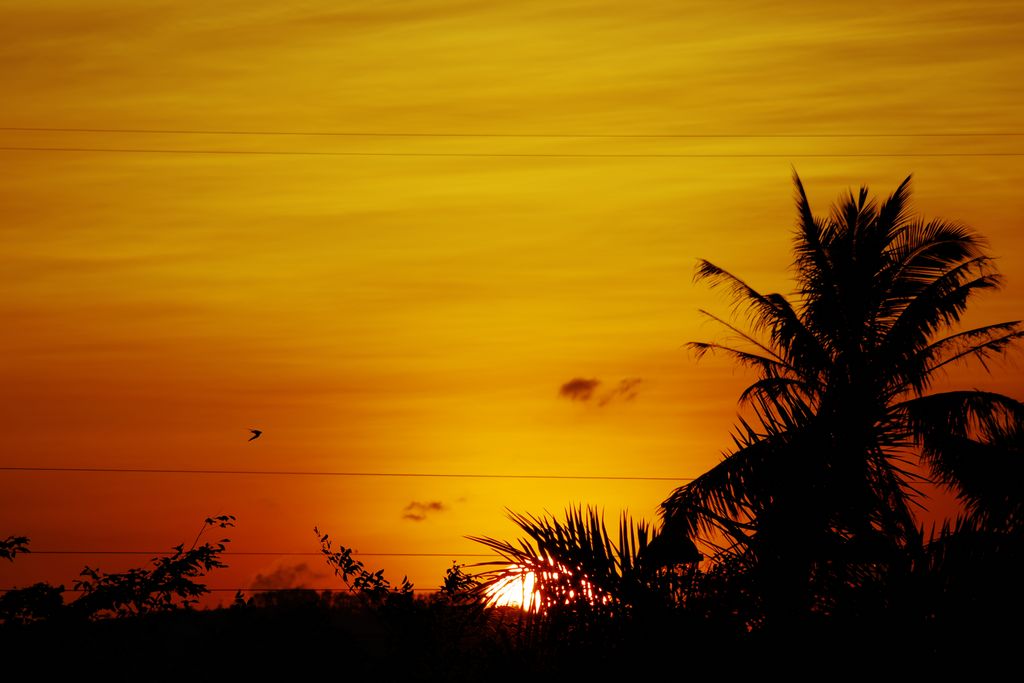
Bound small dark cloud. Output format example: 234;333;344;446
403;500;446;522
559;376;643;406
559;377;601;401
250;562;326;591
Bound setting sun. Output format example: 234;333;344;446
485;567;540;611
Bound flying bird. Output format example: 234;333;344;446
248;429;262;442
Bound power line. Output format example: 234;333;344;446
25;551;497;557
3;125;1023;139
0;466;691;482
1;146;1022;159
0;587;446;593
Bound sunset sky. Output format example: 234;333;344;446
2;0;1023;597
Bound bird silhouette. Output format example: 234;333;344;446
248;429;262;442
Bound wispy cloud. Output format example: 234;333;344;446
598;377;643;406
403;500;446;522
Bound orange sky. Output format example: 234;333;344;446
2;0;1023;598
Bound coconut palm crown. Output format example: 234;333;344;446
662;174;1023;568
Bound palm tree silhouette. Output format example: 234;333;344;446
661;174;1023;620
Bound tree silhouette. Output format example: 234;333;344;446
661;174;1023;620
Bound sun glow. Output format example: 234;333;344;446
484;567;541;611
484;562;612;611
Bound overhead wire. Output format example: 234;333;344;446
0;466;692;482
0;587;448;593
3;125;1023;138
0;146;1020;158
24;551;497;557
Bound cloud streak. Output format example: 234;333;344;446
598;377;643;406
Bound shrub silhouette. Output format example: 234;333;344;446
0;536;30;562
0;515;235;624
314;526;414;606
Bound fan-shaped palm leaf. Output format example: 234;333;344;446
469;506;698;614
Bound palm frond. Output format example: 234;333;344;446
923;328;1023;375
738;377;813;408
693;263;829;377
662;430;787;543
468;506;696;613
687;341;791;378
880;257;999;350
792;172;836;295
695;308;793;368
693;260;781;335
875;175;914;239
895;392;1024;528
886;219;988;289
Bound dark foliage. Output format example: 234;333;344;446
0;515;234;624
0;536;30;562
314;525;414;606
0;582;66;625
